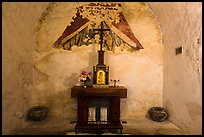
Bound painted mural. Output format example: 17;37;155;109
53;2;143;52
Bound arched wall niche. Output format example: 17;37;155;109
33;2;163;119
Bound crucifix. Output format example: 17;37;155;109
93;21;110;51
93;21;110;86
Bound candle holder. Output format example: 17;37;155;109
110;79;120;87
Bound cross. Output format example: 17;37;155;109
93;21;110;51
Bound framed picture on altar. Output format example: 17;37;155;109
93;66;109;85
96;70;106;85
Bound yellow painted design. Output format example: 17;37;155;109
96;70;106;85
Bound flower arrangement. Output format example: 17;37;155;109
79;70;91;82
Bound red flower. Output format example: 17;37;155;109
80;71;91;82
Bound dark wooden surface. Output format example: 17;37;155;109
71;86;127;134
75;123;123;129
71;86;127;98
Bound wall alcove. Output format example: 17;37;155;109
33;2;163;121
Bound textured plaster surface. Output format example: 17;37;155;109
4;2;201;135
2;2;49;135
149;2;202;135
2;2;163;134
33;2;163;121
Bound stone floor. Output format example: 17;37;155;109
9;117;186;135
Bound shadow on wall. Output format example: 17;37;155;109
63;73;79;88
87;45;98;74
47;89;77;119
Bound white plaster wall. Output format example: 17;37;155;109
34;2;163;120
149;2;202;135
2;2;49;135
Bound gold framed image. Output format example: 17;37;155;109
96;70;106;85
